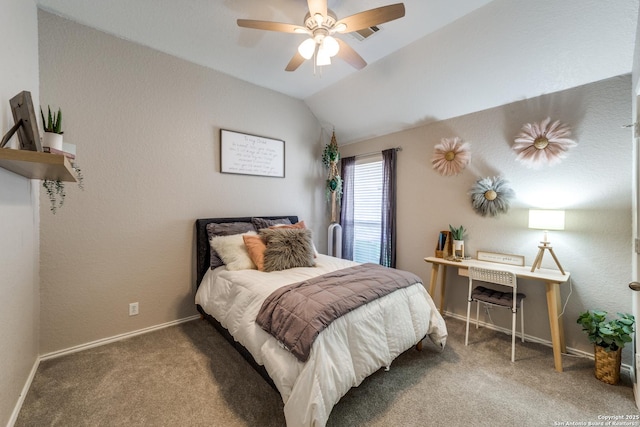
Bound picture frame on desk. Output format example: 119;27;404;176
476;250;525;267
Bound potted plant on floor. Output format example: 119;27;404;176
576;310;635;384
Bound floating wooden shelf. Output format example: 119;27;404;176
0;149;76;182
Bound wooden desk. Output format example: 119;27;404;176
424;256;570;372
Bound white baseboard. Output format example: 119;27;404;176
6;357;40;427
444;310;633;374
40;315;200;361
7;315;200;427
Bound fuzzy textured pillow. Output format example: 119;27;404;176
243;234;267;271
210;232;257;271
270;221;318;257
260;228;316;272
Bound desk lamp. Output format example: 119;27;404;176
528;209;566;275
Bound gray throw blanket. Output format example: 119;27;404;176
255;263;422;362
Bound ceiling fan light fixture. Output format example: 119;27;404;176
322;36;340;57
316;48;332;66
298;38;316;60
237;1;406;72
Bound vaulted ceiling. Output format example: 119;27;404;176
35;0;639;143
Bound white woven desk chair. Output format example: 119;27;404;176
465;266;526;362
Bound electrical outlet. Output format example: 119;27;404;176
129;302;139;316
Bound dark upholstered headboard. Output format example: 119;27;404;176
195;216;299;287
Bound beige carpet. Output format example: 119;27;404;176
16;316;638;426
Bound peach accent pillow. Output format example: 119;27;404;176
243;234;267;271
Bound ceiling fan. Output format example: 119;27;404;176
237;1;405;72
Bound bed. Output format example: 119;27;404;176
194;216;447;426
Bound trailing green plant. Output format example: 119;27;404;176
42;162;84;214
576;310;635;352
322;132;342;203
74;163;84;190
326;175;343;202
322;141;340;168
449;224;465;240
43;179;66;214
40;106;63;134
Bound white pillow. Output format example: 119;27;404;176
209;231;257;271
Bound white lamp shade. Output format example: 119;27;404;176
298;38;316;60
334;23;347;33
528;209;565;230
316;48;332;66
322;36;340;57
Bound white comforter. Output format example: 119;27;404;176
195;254;447;426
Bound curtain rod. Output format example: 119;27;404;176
354;146;402;159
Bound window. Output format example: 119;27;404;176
352;158;383;264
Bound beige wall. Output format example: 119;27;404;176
341;75;634;362
32;7;636;364
0;0;41;424
37;11;326;354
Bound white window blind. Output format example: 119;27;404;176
353;159;383;264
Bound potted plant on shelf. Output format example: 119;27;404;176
40;105;63;151
576;310;635;384
449;224;465;259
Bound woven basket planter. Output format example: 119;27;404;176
594;345;622;385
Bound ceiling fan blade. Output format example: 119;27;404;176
336;39;366;70
307;0;327;19
285;51;306;72
237;19;305;34
335;3;405;33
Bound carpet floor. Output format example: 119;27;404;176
16;316;639;426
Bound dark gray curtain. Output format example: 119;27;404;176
380;149;397;268
340;156;355;260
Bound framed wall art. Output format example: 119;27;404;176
220;129;285;178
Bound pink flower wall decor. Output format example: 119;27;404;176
513;118;577;168
432;137;471;176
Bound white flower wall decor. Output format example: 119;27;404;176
512;117;577;168
431;137;471;176
470;176;515;217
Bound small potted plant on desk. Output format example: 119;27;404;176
576;310;635;384
449;224;465;260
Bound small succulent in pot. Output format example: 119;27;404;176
449;224;465;241
41;106;63;134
